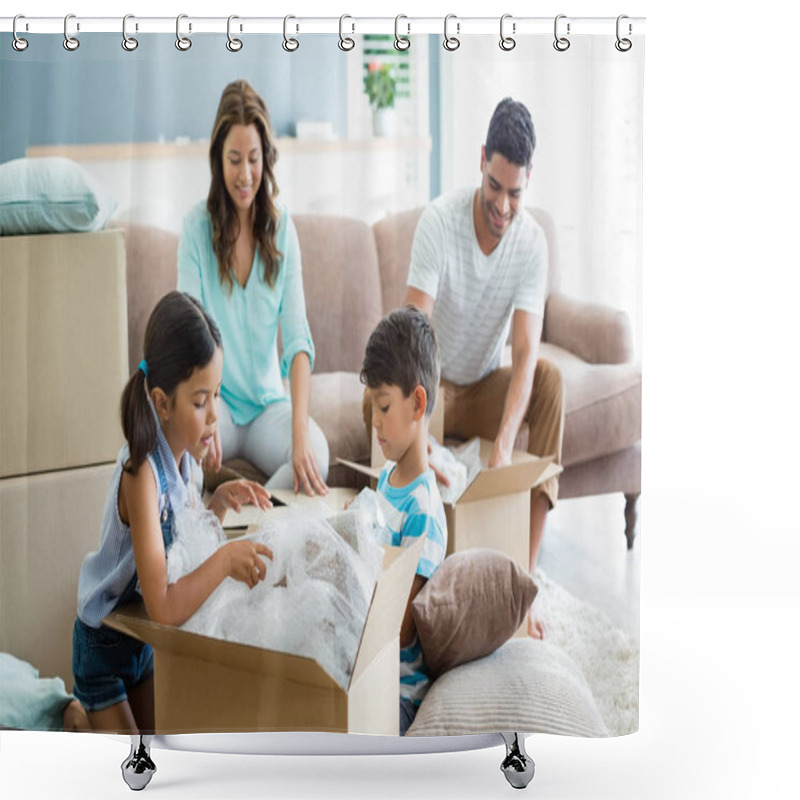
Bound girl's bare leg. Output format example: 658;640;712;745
127;675;155;735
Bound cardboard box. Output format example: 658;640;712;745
0;463;116;686
104;535;424;735
0;230;128;477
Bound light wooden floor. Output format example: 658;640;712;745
538;492;641;641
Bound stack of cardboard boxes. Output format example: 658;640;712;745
0;230;129;685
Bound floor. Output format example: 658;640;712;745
538;492;641;641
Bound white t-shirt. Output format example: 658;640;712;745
406;187;548;386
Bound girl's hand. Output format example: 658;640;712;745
292;427;329;497
203;427;223;474
225;540;273;588
209;479;272;522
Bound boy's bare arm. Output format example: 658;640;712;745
400;574;428;648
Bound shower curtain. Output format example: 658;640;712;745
0;14;644;793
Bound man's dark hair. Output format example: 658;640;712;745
485;97;536;170
360;306;440;417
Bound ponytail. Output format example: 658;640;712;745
120;367;157;475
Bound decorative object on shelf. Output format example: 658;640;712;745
364;61;397;136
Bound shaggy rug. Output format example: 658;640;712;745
534;569;640;736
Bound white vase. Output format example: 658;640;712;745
372;108;396;137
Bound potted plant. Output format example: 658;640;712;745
364;61;397;137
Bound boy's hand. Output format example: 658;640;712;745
209;479;272;521
225;540;273;588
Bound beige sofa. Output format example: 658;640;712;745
124;207;641;546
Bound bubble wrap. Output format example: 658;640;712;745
428;436;484;503
166;493;385;689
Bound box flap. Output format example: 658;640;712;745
456;440;558;504
104;601;341;693
336;457;382;481
349;536;425;688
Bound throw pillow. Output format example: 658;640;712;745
406;638;608;737
0;157;117;235
411;548;537;678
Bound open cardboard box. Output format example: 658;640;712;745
104;534;424;735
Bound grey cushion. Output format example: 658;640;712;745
407;638;608;738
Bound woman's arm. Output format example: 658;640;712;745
289;352;328;496
123;463;271;627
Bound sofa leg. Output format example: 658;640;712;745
624;493;639;549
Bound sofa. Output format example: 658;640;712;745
123;207;641;546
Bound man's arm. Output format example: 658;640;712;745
405;286;435;316
490;309;543;467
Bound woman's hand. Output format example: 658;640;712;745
209;479;272;522
203;427;223;474
224;539;273;588
292;426;329;496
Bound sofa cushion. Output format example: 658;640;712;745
309;369;370;465
412;549;537;679
407;637;607;737
522;343;641;467
294;215;382;374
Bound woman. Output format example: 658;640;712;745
178;79;329;495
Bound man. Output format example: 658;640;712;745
404;97;565;638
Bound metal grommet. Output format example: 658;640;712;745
394;14;410;51
175;14;192;51
499;14;515;51
443;14;460;52
12;15;29;52
226;15;243;52
338;14;355;51
122;14;138;51
553;14;571;52
615;14;632;52
63;13;79;51
283;15;299;52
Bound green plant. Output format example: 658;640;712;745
363;62;396;110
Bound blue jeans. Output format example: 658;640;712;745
399;697;419;736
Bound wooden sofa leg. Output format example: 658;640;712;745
624;493;640;550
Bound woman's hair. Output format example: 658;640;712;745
120;291;222;474
207;79;282;291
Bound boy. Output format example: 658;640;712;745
360;306;447;736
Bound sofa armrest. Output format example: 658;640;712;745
543;291;634;364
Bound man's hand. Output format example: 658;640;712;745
427;440;451;487
489;438;513;469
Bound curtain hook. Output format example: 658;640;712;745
443;14;460;51
615;15;632;52
12;14;29;52
338;14;355;51
227;15;243;52
394;15;410;51
283;15;299;52
175;14;192;51
63;13;79;51
553;14;571;51
499;14;516;51
122;14;138;51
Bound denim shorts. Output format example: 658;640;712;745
72;617;153;712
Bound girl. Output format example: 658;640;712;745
72;291;272;789
177;78;329;497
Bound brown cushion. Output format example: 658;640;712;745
411;549;537;679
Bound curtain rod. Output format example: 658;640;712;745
1;16;645;37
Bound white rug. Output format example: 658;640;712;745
533;569;639;736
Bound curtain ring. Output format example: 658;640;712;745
122;14;138;51
63;13;79;51
12;15;29;52
499;14;515;51
338;15;355;51
175;14;192;51
443;14;460;51
394;15;410;51
227;15;243;52
283;15;299;52
615;15;632;52
553;14;571;51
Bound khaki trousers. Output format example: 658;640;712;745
363;358;565;508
